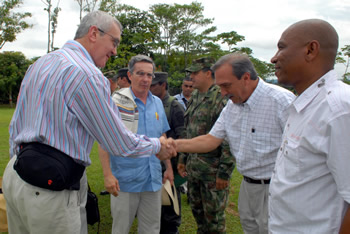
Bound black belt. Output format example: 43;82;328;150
243;176;270;184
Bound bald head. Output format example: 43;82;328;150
286;19;338;65
271;19;339;94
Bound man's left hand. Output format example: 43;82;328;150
163;168;174;185
216;177;229;190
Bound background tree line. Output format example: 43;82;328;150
0;0;349;104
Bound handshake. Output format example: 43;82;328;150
156;134;222;161
156;136;177;161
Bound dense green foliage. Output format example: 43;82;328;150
0;51;32;105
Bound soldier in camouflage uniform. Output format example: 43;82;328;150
150;72;185;234
178;57;235;233
103;70;118;93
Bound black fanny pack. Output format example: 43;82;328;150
14;142;85;191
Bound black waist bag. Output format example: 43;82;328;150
14;142;85;191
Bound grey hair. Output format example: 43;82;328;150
212;53;258;80
128;54;155;73
74;11;123;39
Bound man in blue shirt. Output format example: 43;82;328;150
174;76;194;110
99;55;173;234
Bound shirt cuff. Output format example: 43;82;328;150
150;137;161;155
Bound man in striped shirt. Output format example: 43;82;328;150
2;11;175;234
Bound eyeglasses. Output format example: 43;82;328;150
134;71;154;79
98;28;120;48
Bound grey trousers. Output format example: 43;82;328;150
238;179;269;234
110;190;162;234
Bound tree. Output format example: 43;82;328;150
0;51;31;105
150;3;178;57
150;2;215;69
50;4;61;51
0;0;32;50
99;0;119;16
42;0;61;53
173;2;214;61
339;45;350;81
217;31;245;51
76;0;117;21
103;4;159;73
42;0;52;53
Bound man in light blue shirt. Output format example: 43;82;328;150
99;55;173;234
174;76;194;110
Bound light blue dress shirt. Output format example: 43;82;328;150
110;90;170;192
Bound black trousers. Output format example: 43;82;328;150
160;186;182;234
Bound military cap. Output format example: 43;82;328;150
117;67;128;78
152;72;168;85
103;70;117;79
185;57;215;73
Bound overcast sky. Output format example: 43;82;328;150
3;0;350;75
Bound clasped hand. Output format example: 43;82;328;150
156;136;177;161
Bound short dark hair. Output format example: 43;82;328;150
183;76;192;82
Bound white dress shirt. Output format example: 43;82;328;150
269;70;350;233
210;78;295;179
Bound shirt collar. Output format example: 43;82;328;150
62;40;95;65
292;70;338;113
244;78;264;109
179;92;185;99
130;89;154;103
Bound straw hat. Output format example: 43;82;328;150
161;179;179;215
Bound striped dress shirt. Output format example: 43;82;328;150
9;40;160;165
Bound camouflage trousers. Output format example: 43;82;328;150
187;176;229;234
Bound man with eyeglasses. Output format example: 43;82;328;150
99;55;173;233
2;11;176;234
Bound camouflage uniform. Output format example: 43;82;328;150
179;81;235;233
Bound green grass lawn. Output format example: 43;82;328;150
0;107;243;233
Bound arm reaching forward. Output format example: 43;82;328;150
176;134;223;153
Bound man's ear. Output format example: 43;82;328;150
205;70;213;79
127;72;132;82
242;72;251;81
305;40;320;62
88;25;99;43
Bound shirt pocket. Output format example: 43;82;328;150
281;137;301;182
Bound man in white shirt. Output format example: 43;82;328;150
268;19;350;233
176;53;295;233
